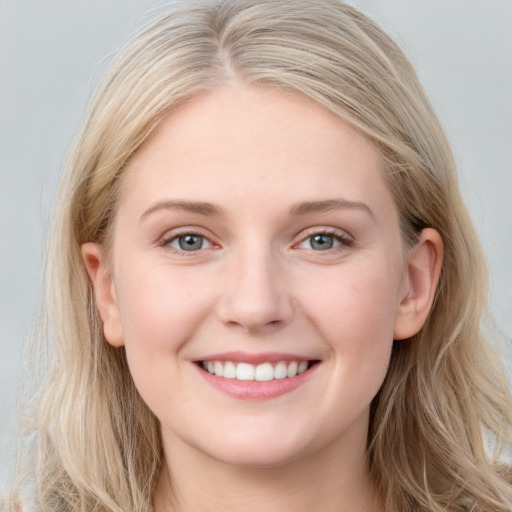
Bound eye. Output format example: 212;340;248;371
300;234;339;251
166;233;212;252
297;231;353;251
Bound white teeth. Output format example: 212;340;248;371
201;360;312;381
287;361;298;378
298;361;308;374
236;363;255;381
223;361;236;379
255;363;274;382
274;361;288;380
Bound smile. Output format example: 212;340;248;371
194;353;321;399
199;360;314;381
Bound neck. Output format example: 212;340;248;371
153;421;383;512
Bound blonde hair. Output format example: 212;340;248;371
9;1;512;510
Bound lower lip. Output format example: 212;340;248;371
195;363;318;399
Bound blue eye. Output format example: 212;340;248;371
299;232;351;251
305;234;338;250
168;234;212;251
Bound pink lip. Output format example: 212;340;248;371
197;351;313;365
194;358;319;400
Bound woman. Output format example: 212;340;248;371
8;0;512;510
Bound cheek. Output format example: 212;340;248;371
116;263;211;345
297;259;401;391
301;259;401;341
113;264;216;412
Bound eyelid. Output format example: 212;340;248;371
157;225;354;253
294;226;354;250
159;227;219;253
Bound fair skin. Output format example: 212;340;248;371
83;83;442;512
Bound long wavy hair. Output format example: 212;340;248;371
9;1;512;510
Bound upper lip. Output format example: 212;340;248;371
196;351;318;365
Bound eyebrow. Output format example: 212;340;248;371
139;200;222;222
289;199;375;219
139;198;374;223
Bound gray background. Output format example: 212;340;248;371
1;0;511;491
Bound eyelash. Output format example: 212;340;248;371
296;228;354;252
159;227;354;254
160;229;214;254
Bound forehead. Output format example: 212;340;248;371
121;84;394;219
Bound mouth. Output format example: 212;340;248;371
195;359;320;381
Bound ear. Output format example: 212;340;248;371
81;243;124;347
393;228;443;340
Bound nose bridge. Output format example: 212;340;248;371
217;239;293;332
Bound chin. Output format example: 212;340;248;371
194;427;318;469
210;445;305;469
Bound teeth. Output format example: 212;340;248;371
223;361;236;379
201;360;312;381
254;362;274;381
236;363;255;381
287;361;298;378
274;361;288;380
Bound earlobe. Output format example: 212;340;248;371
81;243;125;347
393;228;443;340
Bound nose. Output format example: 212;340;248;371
216;248;294;333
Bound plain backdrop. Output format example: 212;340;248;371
1;0;511;490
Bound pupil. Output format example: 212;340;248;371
179;235;202;251
311;234;333;250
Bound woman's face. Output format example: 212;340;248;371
86;84;420;468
